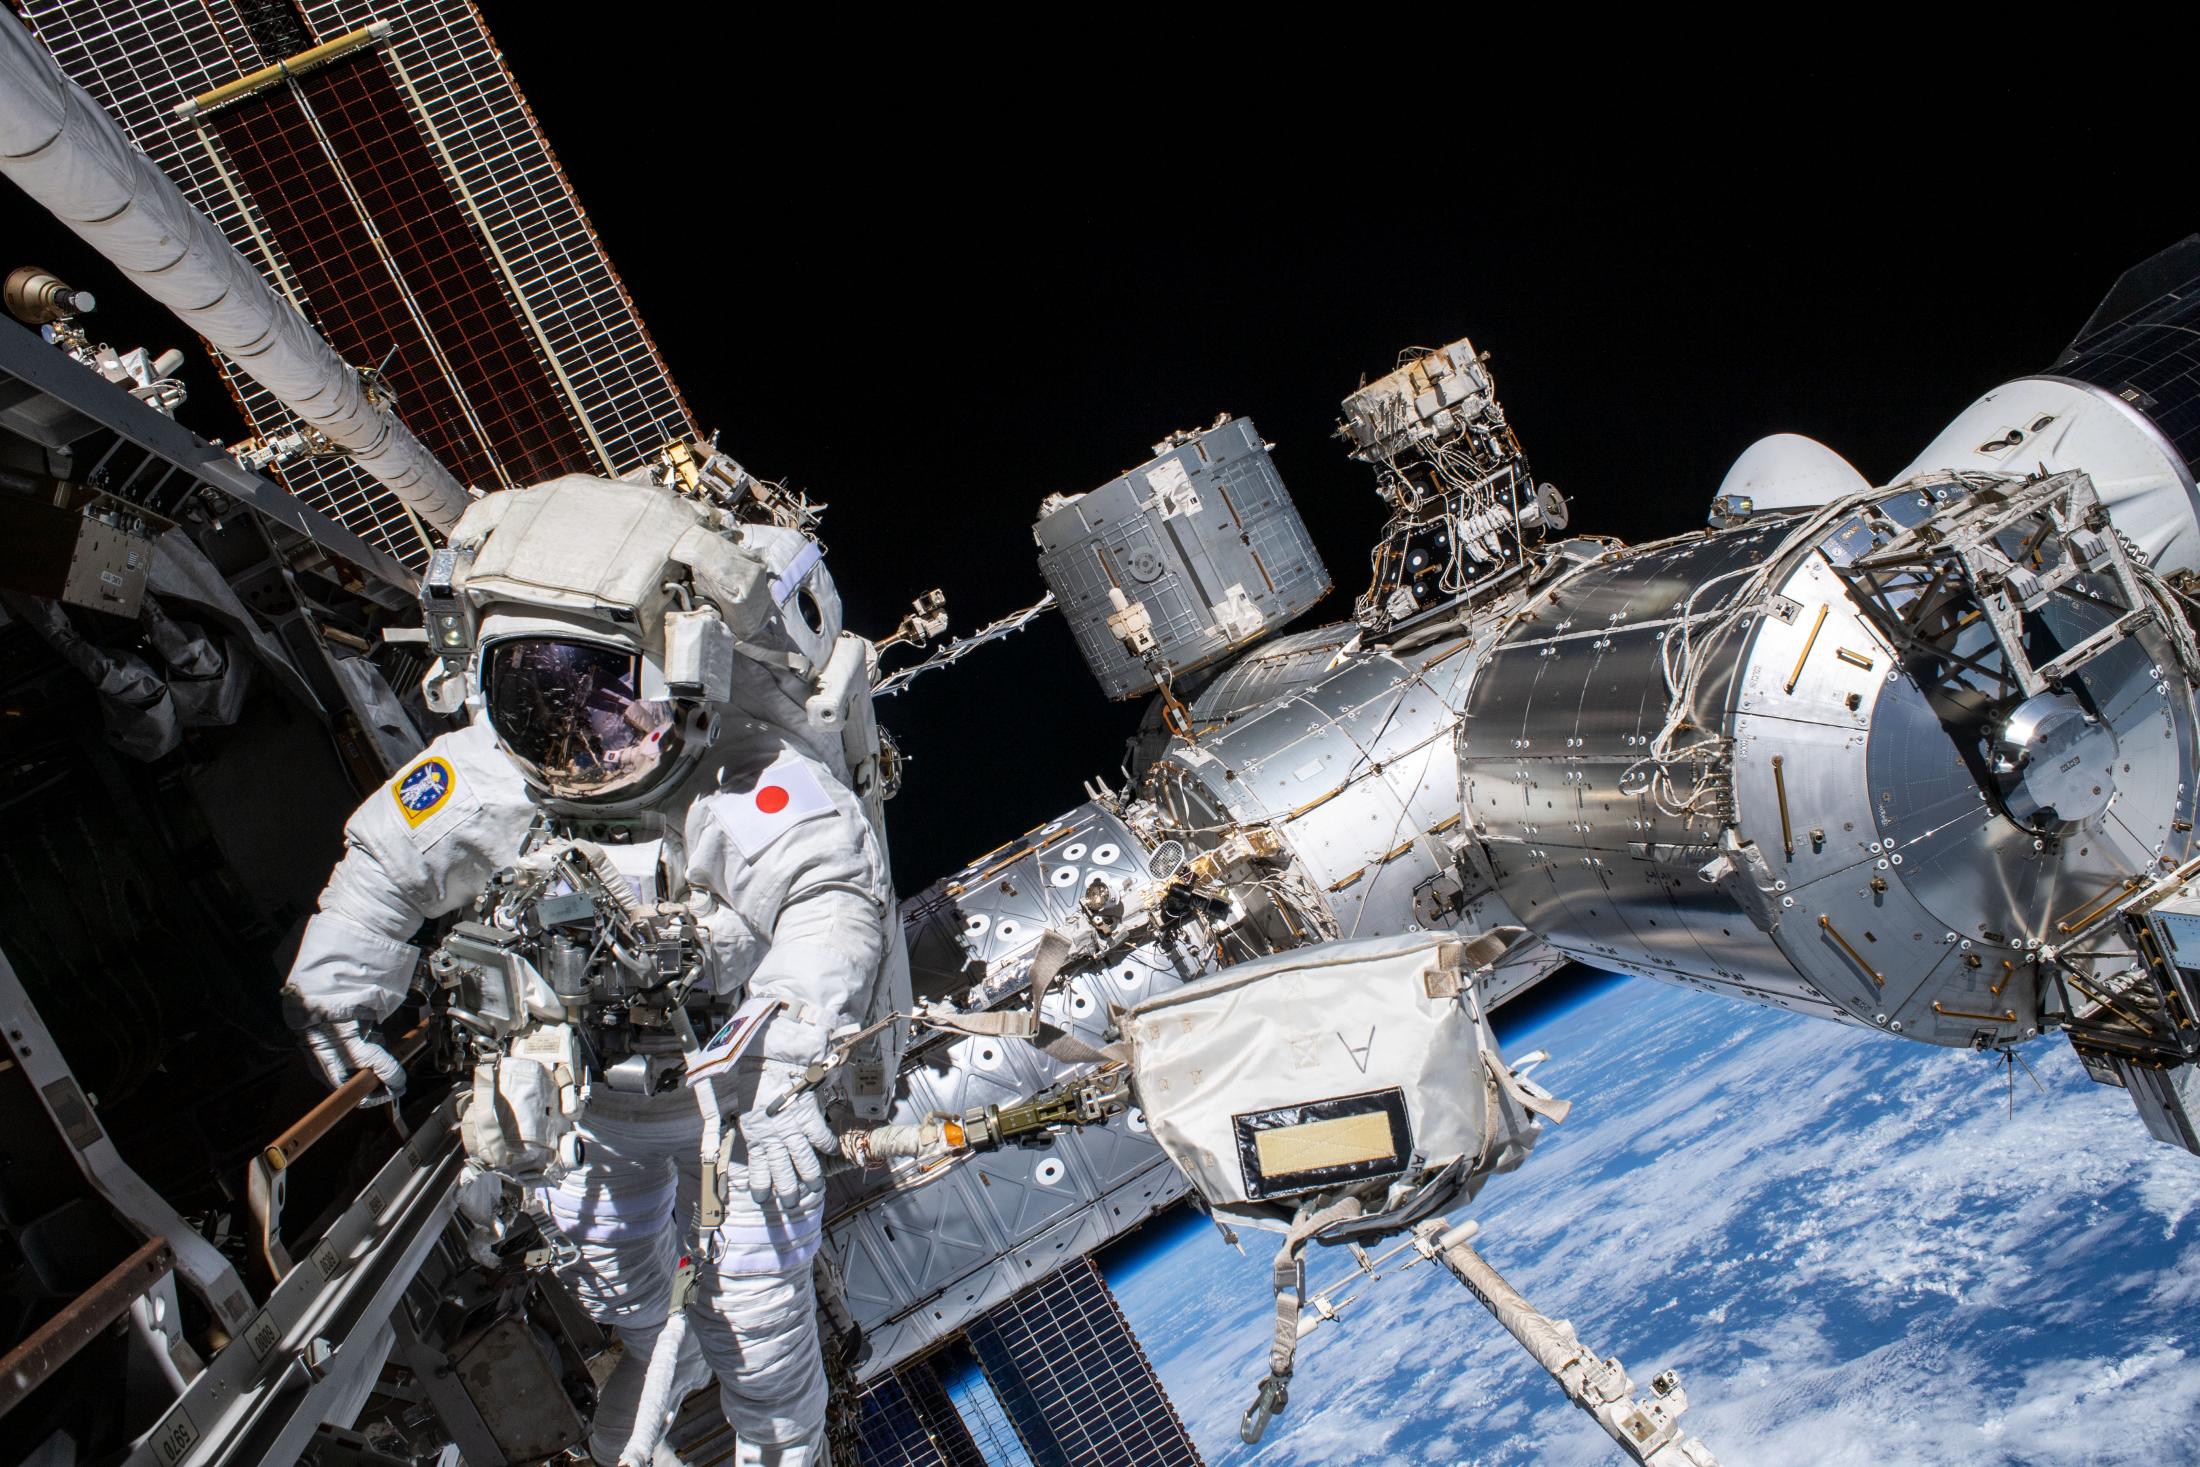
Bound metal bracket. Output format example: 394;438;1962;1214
248;1020;429;1280
123;1101;465;1466
0;947;255;1333
1830;470;2177;705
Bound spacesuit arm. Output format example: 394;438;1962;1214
284;733;529;1025
284;837;433;1025
688;768;888;1205
751;850;888;1036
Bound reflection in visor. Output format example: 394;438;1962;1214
483;639;678;798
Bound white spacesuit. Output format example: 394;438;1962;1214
281;475;900;1465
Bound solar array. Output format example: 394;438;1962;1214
857;1359;992;1467
857;1371;965;1467
2055;240;2200;483
21;0;697;566
963;1258;1200;1466
858;1258;1201;1466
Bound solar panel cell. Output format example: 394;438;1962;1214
2054;247;2200;481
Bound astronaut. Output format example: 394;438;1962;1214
280;475;901;1465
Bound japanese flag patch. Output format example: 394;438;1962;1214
723;752;835;859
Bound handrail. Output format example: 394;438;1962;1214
0;1236;172;1421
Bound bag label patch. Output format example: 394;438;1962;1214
1233;1087;1412;1201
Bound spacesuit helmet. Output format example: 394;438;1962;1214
479;635;679;800
417;474;843;808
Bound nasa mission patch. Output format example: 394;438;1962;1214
392;755;457;829
723;753;834;859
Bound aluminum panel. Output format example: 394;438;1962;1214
1037;416;1328;699
865;1167;1006;1303
899;805;1152;1006
831;924;1194;1377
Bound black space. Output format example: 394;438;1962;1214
4;42;2190;894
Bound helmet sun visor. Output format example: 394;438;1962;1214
483;638;678;799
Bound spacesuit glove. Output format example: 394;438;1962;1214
738;1077;837;1205
755;1008;832;1070
301;1019;406;1102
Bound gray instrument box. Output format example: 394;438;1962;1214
1033;416;1328;700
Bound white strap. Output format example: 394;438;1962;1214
916;928;1076;1040
1482;1047;1572;1125
1242;1194;1363;1443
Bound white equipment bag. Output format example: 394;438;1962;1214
1121;928;1556;1234
1118;928;1568;1440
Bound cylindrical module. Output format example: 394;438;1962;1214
1458;479;2200;1048
1145;624;1562;1004
1153;644;1475;937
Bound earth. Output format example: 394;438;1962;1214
1104;973;2200;1466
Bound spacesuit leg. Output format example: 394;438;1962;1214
684;1183;829;1466
545;1101;705;1465
551;1098;829;1461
